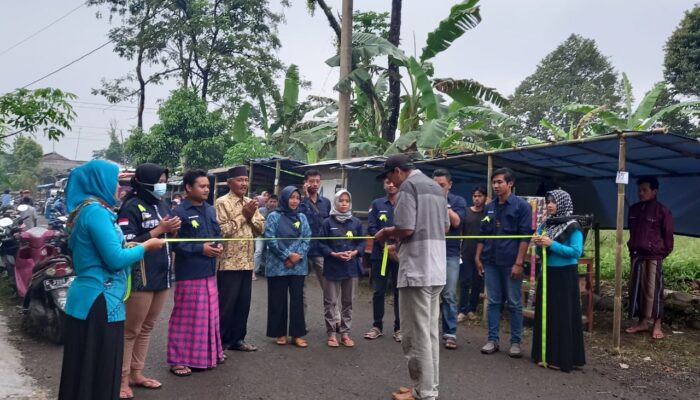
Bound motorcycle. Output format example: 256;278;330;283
21;241;74;344
0;214;28;290
14;225;61;298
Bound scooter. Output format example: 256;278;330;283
21;248;74;344
14;226;60;298
0;214;28;291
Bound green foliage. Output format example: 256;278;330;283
123;89;231;169
0;88;76;145
353;10;390;39
232;102;252;142
0;137;44;190
664;6;700;97
223;136;274;166
434;78;508;108
585;230;700;292
505;34;622;138
420;0;481;62
12;137;43;171
92;121;126;163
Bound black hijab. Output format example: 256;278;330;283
126;163;169;205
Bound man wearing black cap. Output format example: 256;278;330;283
215;166;265;351
375;154;449;400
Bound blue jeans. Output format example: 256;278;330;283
459;260;484;314
484;265;523;344
254;238;264;274
440;256;461;338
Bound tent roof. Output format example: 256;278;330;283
411;131;700;182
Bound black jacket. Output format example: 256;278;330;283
118;197;173;291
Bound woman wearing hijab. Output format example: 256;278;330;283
264;186;311;347
117;163;181;399
319;189;364;348
58;160;165;400
532;189;586;372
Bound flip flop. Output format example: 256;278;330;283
652;329;665;339
119;388;134;399
625;325;648;334
130;377;162;389
444;337;457;349
169;366;192;377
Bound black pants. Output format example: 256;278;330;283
267;275;306;338
218;270;253;347
459;260;484;314
372;259;400;332
59;295;124;400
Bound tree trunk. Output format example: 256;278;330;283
314;0;341;41
337;0;352;160
136;46;146;129
381;0;402;143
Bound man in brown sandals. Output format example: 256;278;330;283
625;176;674;340
375;154;449;400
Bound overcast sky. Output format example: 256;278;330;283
0;0;695;161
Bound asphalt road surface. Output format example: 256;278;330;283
4;274;679;400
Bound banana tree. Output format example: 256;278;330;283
541;73;700;140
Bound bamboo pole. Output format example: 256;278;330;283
487;154;493;200
612;136;627;352
274;160;281;195
336;0;352;160
247;163;254;198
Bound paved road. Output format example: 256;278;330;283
3;275;679;400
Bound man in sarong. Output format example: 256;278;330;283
626;176;674;340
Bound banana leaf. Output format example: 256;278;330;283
232;102;252;142
420;0;481;62
629;82;664;129
283;64;300;118
409;57;441;120
326;32;407;67
416;118;452;149
434;78;508;108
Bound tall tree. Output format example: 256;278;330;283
664;6;700;98
89;0;285;123
92;121;126;163
380;0;402;143
505;34;621;138
123;88;230;170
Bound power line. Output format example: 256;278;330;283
70;100;158;111
0;2;86;57
21;39;114;89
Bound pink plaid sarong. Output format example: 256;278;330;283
167;276;224;368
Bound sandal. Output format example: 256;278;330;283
340;335;355;347
130;377;162;389
364;327;383;340
119;387;134;399
327;335;339;348
169;365;191;377
445;337;457;350
276;336;288;345
292;337;308;348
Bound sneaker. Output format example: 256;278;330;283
467;312;477;321
393;330;402;343
457;312;467;323
481;341;499;354
509;343;523;358
364;327;383;340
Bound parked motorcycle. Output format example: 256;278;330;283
14;226;61;298
21;248;74;344
0;214;28;291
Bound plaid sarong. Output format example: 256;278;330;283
167;276;224;368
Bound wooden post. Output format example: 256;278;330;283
248;162;254;198
594;222;601;295
487;155;493;200
612;136;626;352
274;160;282;195
341;168;348;189
336;0;353;160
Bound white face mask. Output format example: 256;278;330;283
153;183;167;198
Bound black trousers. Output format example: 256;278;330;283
372;259;400;332
218;270;253;347
59;295;124;400
267;275;306;338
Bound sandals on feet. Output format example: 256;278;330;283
169;365;191;377
293;337;308;348
364;327;383;340
119;388;134;399
130;377;162;389
327;335;339;348
340;335;355;347
276;336;288;345
445;337;457;349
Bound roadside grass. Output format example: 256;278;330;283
584;230;700;292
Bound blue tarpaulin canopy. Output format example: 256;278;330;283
374;131;700;237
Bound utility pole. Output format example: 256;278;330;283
74;128;82;160
336;0;353;160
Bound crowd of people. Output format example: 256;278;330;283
55;155;674;400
